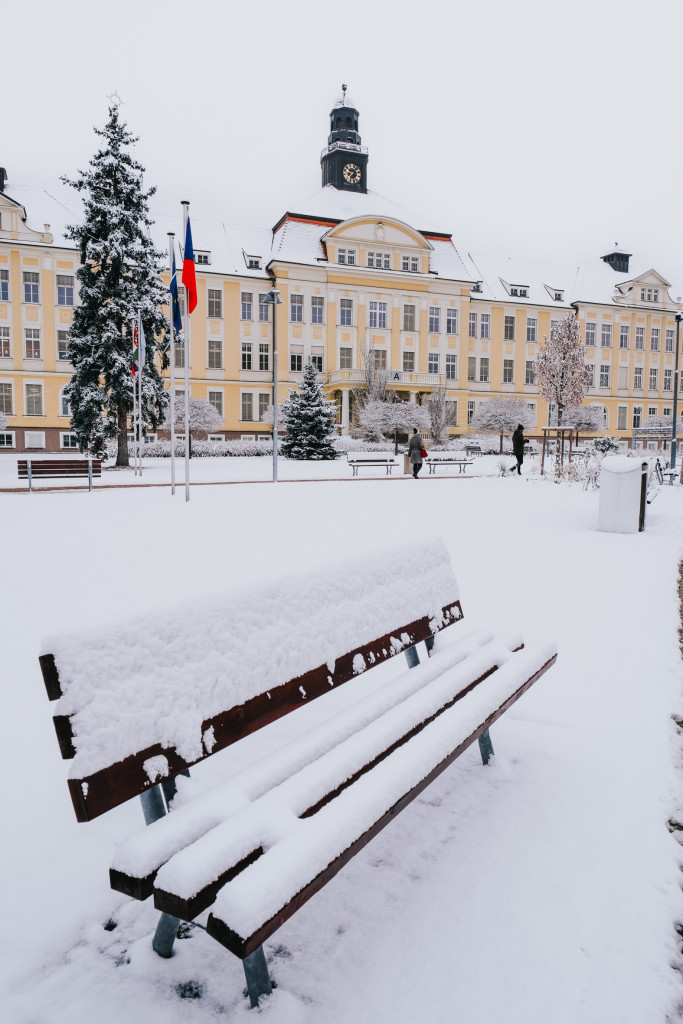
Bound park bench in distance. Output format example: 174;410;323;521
346;454;397;475
425;456;474;475
39;540;557;1009
18;457;101;492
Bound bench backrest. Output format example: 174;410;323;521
40;540;461;822
19;459;102;478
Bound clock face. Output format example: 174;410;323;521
343;163;361;184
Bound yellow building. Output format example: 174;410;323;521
0;93;681;453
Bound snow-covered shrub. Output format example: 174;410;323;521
333;437;395;453
120;439;274;459
592;436;621;455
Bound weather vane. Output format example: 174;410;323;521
342;83;347;103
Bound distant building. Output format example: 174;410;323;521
0;90;681;452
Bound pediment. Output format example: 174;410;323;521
0;191;51;242
322;216;433;251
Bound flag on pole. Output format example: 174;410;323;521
131;325;139;376
139;319;146;368
169;251;183;334
181;217;197;313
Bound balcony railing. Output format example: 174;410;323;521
320;141;369;159
328;369;447;387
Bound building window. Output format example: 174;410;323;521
526;402;536;427
247;258;261;270
25;328;41;359
403;304;416;331
208;338;223;369
369;301;387;329
0;268;8;301
259;343;269;371
503;359;514;384
241;393;253;421
504;315;515;341
467;355;476;381
311;296;324;324
467;400;475;425
338;249;347;265
25;382;44;416
371;348;387;370
479;357;490;382
56;274;74;307
290;352;303;372
412;257;419;273
0;326;10;358
525;360;535;385
620;325;629;349
469;312;477;338
61;433;78;449
0;382;13;414
0;432;14;448
23;271;39;303
428;352;439;374
650;328;660;351
310;351;323;373
208;390;223;417
618;366;628;389
479;313;490;339
259;393;270;420
446;308;458;335
617;406;627;430
195;252;210;265
339;347;352;369
259;294;270;322
548;402;556;426
241;342;252;370
368;252;391;269
666;328;675;352
599;364;610;388
585;322;596;346
649;368;658;391
174;340;184;368
290;294;304;323
338;248;356;266
428;307;440;333
446;353;456;380
526;317;537;343
56;330;70;360
664;368;672;391
403;350;415;372
648;405;658;419
340;298;353;326
634;366;643;390
241;292;252;320
600;324;611;347
59;388;70;417
635;327;644;350
401;256;409;271
208;288;222;318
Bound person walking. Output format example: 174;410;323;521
408;428;424;478
511;423;528;475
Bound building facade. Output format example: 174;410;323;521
0;91;681;453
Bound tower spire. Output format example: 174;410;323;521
320;87;368;193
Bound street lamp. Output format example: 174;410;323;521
672;313;682;472
261;288;282;482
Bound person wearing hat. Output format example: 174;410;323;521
511;423;528;475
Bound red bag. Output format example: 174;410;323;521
421;447;428;459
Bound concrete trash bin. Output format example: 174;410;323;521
404;453;411;475
598;457;649;533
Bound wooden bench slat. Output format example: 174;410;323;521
58;600;463;822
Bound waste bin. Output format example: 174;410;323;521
598;457;649;533
403;453;411;475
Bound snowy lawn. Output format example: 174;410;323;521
2;463;682;1023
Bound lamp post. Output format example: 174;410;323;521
262;288;282;482
672;313;682;472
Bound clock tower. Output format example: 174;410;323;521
320;85;368;194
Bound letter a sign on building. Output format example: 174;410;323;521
390;370;403;383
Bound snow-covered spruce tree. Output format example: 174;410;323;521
470;397;533;453
62;103;169;466
359;399;430;453
280;359;339;459
164;396;223;457
534;313;592;427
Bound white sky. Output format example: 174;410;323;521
3;0;683;276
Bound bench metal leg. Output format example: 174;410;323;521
139;778;190;959
404;644;420;669
478;728;494;765
425;635;435;657
153;910;182;958
243;945;273;1008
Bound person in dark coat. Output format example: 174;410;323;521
511;424;528;475
408;428;424;478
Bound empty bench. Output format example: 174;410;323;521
39;541;557;1010
347;455;396;476
426;457;474;475
19;457;101;492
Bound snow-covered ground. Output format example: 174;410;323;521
2;454;682;1023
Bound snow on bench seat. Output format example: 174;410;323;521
110;626;505;899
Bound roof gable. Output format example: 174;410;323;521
322;216;432;251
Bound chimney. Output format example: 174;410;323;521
601;247;631;274
0;168;6;193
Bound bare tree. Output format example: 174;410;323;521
164;396;223;456
359;399;430;452
534;313;592;426
561;404;604;437
426;385;458;445
470;397;534;453
351;342;391;433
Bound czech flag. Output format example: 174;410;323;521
181;217;197;314
169;251;183;334
131;326;138;377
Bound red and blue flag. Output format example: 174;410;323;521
181;217;197;314
169;251;183;334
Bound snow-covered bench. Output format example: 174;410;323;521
425;457;474;475
18;457;101;492
346;455;397;475
39;541;557;1009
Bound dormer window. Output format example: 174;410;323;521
554;292;563;301
195;251;211;266
368;252;391;270
510;286;528;298
243;252;261;270
337;248;356;266
640;287;659;303
401;256;419;272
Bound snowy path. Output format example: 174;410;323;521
1;470;682;1023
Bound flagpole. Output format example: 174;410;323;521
167;233;176;495
182;201;191;503
138;308;143;477
132;320;138;475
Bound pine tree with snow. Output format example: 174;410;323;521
534;314;592;427
280;359;339;460
62;102;169;466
